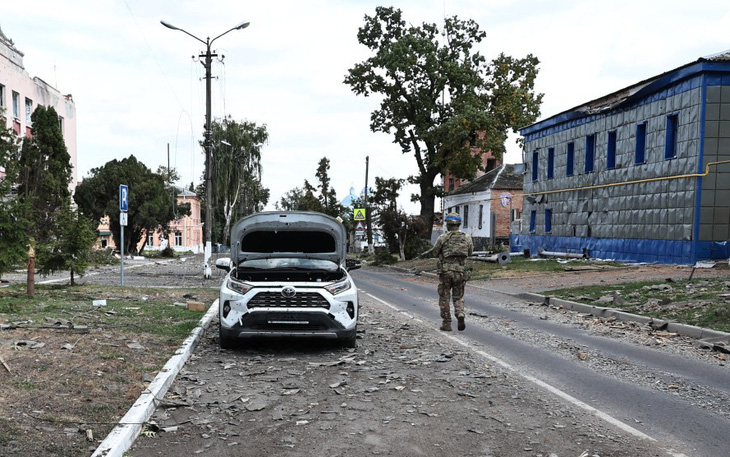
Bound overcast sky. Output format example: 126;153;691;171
3;0;729;214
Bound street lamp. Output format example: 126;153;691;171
161;19;250;278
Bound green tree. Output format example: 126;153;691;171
315;157;338;215
36;207;97;285
344;7;542;237
369;177;404;255
210;116;269;244
277;187;305;212
74;156;189;256
18;106;73;247
0;115;30;278
17;106;76;292
277;157;346;220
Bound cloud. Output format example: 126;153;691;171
3;0;728;215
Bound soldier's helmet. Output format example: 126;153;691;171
444;213;462;226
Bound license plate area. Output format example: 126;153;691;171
267;313;310;325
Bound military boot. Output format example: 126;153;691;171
457;314;466;331
440;320;452;331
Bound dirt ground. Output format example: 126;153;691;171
1;257;727;457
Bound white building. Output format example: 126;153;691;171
442;164;523;250
0;26;77;188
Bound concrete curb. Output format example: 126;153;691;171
525;294;730;343
91;300;219;457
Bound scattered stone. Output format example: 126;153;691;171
126;341;144;350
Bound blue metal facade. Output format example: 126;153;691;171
513;57;730;264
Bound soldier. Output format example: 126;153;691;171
419;213;473;331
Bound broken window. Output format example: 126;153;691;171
25;98;32;125
11;91;19;119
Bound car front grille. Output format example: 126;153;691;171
248;291;330;309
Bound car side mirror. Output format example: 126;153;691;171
215;258;232;272
345;258;361;272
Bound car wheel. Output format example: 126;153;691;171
219;324;235;350
342;334;357;349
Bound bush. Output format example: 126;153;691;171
88;249;119;266
161;246;176;258
372;247;397;266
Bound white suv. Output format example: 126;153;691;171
215;211;360;348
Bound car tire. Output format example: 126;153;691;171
342;333;357;349
219;324;235;350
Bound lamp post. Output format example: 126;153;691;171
161;20;250;278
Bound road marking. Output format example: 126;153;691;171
362;291;688;457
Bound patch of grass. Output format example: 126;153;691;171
548;278;730;333
0;283;216;341
12;380;37;390
100;352;125;360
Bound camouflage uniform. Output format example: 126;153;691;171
430;222;473;331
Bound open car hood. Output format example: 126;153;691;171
230;211;347;265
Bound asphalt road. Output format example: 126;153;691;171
351;267;730;457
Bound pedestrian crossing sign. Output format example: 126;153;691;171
354;208;366;221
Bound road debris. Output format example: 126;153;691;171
0;355;10;373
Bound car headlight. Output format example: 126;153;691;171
227;277;252;295
324;278;351;296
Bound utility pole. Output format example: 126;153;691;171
161;20;250;278
364;156;373;254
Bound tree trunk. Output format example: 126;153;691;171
398;229;406;261
419;178;437;240
70;269;75;286
26;245;35;297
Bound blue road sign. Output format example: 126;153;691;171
120;184;128;212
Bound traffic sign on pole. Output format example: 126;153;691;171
119;184;129;212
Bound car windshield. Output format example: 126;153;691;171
239;258;339;271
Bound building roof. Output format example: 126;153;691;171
449;164;523;195
178;189;198;198
521;51;730;136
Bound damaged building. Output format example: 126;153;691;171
512;51;730;264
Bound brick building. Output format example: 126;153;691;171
442;164;523;250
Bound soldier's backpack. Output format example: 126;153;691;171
441;232;470;259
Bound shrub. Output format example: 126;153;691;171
373;247;397;266
88;249;119;266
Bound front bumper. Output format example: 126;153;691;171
219;282;358;341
